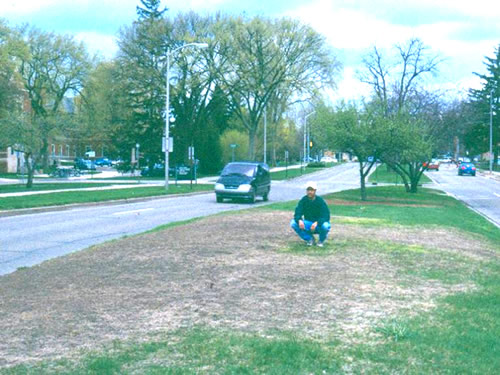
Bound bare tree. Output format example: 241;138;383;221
360;38;442;193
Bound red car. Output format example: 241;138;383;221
424;160;440;171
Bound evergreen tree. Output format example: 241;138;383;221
136;0;167;21
468;44;500;167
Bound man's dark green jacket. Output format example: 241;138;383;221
294;195;330;225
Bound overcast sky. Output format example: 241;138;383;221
1;0;499;102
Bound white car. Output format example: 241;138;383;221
320;156;336;163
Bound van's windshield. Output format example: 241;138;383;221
221;164;256;177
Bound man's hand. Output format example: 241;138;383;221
298;220;305;230
310;222;318;232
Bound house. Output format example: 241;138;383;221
0;146;26;173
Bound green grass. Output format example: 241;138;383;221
346;263;500;374
0;184;213;210
270;163;337;180
2;329;342;374
369;164;432;184
0;183;115;194
265;186;500;244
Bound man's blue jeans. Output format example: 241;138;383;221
290;219;331;242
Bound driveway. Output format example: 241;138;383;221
0;163;360;276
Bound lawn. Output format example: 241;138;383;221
0;183;115;194
369;163;432;184
0;184;213;210
0;186;498;374
270;163;337;180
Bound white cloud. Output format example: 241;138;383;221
284;0;498;100
74;31;118;60
0;0;59;14
0;0;132;13
327;66;371;104
285;1;411;50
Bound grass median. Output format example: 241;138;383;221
0;184;213;210
1;186;498;373
369;163;432;184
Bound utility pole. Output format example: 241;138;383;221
264;107;267;164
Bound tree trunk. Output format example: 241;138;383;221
359;162;367;201
26;153;34;189
41;137;49;172
248;127;256;161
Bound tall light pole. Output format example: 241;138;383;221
263;107;267;164
490;89;494;174
165;42;208;191
305;111;316;162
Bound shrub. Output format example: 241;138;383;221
307;162;326;168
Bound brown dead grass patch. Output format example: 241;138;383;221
0;210;494;367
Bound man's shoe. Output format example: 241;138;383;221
306;239;315;246
317;241;325;247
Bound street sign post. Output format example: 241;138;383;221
188;146;195;189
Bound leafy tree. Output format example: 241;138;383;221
468;44;500;168
115;11;170;165
314;102;378;201
17;27;91;177
0;20;24;121
215;16;340;160
74;61;130;159
220;129;249;163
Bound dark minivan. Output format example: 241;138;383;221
215;162;271;203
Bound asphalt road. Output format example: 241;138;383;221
425;163;500;227
0;163;361;276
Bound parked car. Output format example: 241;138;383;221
215;162;271;203
95;157;112;167
458;162;476;176
74;158;96;170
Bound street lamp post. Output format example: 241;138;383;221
305;111;316;162
490;89;494;174
263;107;267;164
165;42;208;191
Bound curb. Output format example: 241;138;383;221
0;190;212;218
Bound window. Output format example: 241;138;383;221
51;144;55;155
66;145;70;156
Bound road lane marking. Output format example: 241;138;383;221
112;208;154;216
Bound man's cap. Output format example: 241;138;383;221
305;181;317;190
